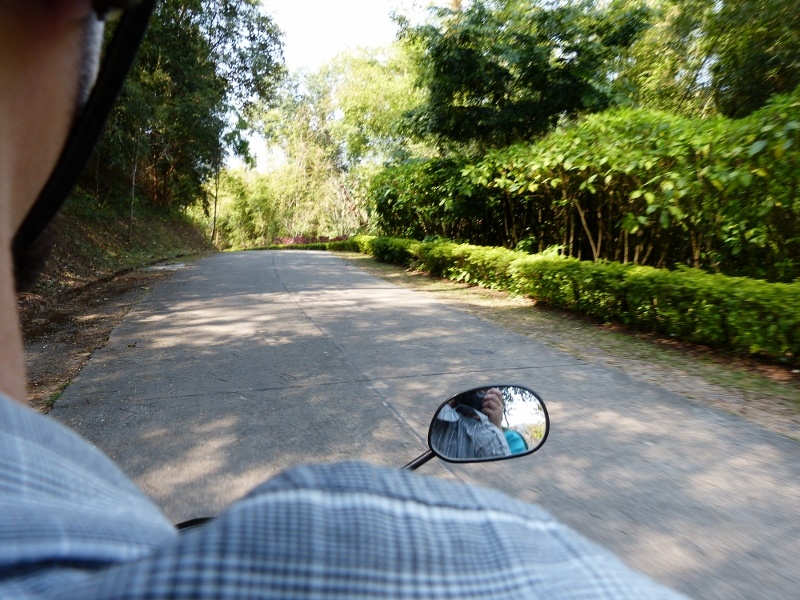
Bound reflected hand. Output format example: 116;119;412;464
481;388;503;429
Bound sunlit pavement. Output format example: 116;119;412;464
52;250;800;600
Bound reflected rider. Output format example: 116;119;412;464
430;387;512;459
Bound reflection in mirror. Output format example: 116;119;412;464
428;385;549;463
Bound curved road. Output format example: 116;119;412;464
51;251;800;599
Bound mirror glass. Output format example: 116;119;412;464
428;385;549;462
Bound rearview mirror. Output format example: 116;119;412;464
428;385;549;463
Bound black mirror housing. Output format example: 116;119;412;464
428;385;550;463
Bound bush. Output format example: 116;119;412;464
368;236;419;266
368;86;800;281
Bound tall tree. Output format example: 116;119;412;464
78;0;284;211
257;74;366;238
400;0;649;152
320;45;426;165
708;0;800;118
608;0;716;116
610;0;800;118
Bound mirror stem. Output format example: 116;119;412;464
402;451;436;471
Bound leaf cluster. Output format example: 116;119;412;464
401;0;650;151
371;86;800;281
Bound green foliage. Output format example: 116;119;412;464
401;0;649;151
513;257;800;360
611;0;800;118
77;0;284;212
210;166;366;250
238;236;369;253
320;46;427;165
435;244;526;290
369;236;419;266
253;70;373;243
608;0;716;116
344;236;799;363
708;0;800;118
327;237;364;252
212;171;281;248
220;43;428;249
371;86;800;281
368;158;493;242
511;256;630;320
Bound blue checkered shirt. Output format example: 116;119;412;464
0;394;686;598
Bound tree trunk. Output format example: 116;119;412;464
538;207;544;253
623;230;629;264
642;242;654;265
690;232;701;268
502;194;511;243
573;199;598;261
210;169;220;244
596;206;603;260
129;136;139;242
566;215;571;257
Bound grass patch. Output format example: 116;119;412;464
23;200;215;303
44;383;69;410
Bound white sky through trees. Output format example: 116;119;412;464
239;0;441;169
262;0;438;72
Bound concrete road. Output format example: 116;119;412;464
51;250;800;599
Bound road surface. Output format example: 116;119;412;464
51;250;800;599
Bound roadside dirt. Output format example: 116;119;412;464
20;252;800;442
20;269;172;411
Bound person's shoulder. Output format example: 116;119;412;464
247;460;555;517
49;460;686;598
0;393;176;589
0;393;141;491
224;462;690;599
436;403;459;421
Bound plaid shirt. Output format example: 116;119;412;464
0;395;686;599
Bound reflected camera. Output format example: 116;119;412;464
457;389;486;412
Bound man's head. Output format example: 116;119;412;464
0;0;153;400
1;3;97;235
1;3;104;291
0;0;154;287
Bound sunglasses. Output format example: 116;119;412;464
93;0;144;17
13;0;157;258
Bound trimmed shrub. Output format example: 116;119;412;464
369;236;419;266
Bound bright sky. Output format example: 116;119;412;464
237;1;444;170
261;0;438;72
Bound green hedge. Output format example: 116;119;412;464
369;87;800;282
342;235;799;363
249;238;365;252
